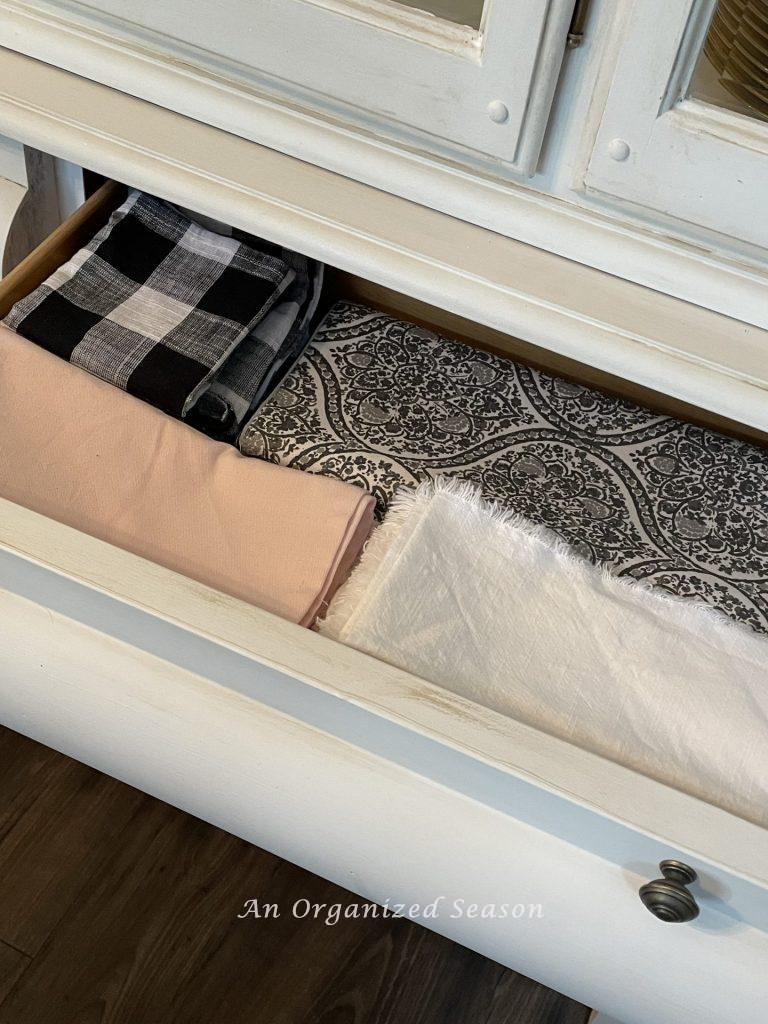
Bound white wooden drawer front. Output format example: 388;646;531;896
1;189;767;1024
1;502;768;1024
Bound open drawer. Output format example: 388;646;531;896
1;182;767;1024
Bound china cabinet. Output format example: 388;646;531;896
0;5;767;1024
586;0;768;251
0;0;578;176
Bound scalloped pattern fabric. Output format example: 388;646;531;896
241;301;768;633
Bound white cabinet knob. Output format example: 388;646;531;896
487;100;509;124
608;138;631;161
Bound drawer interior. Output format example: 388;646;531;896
2;175;768;1024
1;177;768;876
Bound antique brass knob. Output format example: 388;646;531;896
639;860;699;922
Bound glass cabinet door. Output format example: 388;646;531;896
400;0;486;29
2;0;577;177
690;0;768;123
586;0;768;251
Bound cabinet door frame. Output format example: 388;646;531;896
0;0;576;178
584;0;768;250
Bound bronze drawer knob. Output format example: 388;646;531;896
639;860;699;923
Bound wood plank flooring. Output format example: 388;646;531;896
0;726;591;1024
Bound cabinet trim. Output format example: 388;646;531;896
0;0;575;177
3;3;768;330
0;50;767;435
585;0;768;250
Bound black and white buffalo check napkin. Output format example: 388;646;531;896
178;207;324;439
5;190;293;418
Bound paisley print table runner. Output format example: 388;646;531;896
241;301;768;633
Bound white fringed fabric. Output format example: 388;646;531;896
321;479;768;826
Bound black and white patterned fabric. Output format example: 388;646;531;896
241;301;768;633
5;190;292;419
180;207;324;438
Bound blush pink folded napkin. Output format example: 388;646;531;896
0;325;374;626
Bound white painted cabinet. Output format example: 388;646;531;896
2;495;768;1024
586;0;768;250
4;1;768;313
0;0;576;177
0;7;767;1023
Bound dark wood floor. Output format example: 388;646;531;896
0;726;590;1024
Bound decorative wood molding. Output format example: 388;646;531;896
0;0;574;177
585;0;768;248
0;51;767;433
3;0;768;332
297;0;481;54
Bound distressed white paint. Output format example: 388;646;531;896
0;7;764;1014
51;156;84;219
4;2;768;334
0;172;765;1018
586;0;768;249
294;0;479;52
0;133;27;184
0;56;767;435
0;0;575;176
4;494;768;892
0;503;767;1024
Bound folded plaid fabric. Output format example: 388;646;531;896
5;190;292;418
187;249;323;438
180;208;323;438
241;300;768;634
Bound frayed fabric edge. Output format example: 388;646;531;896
320;476;768;667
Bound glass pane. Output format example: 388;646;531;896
689;1;768;123
398;0;485;30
